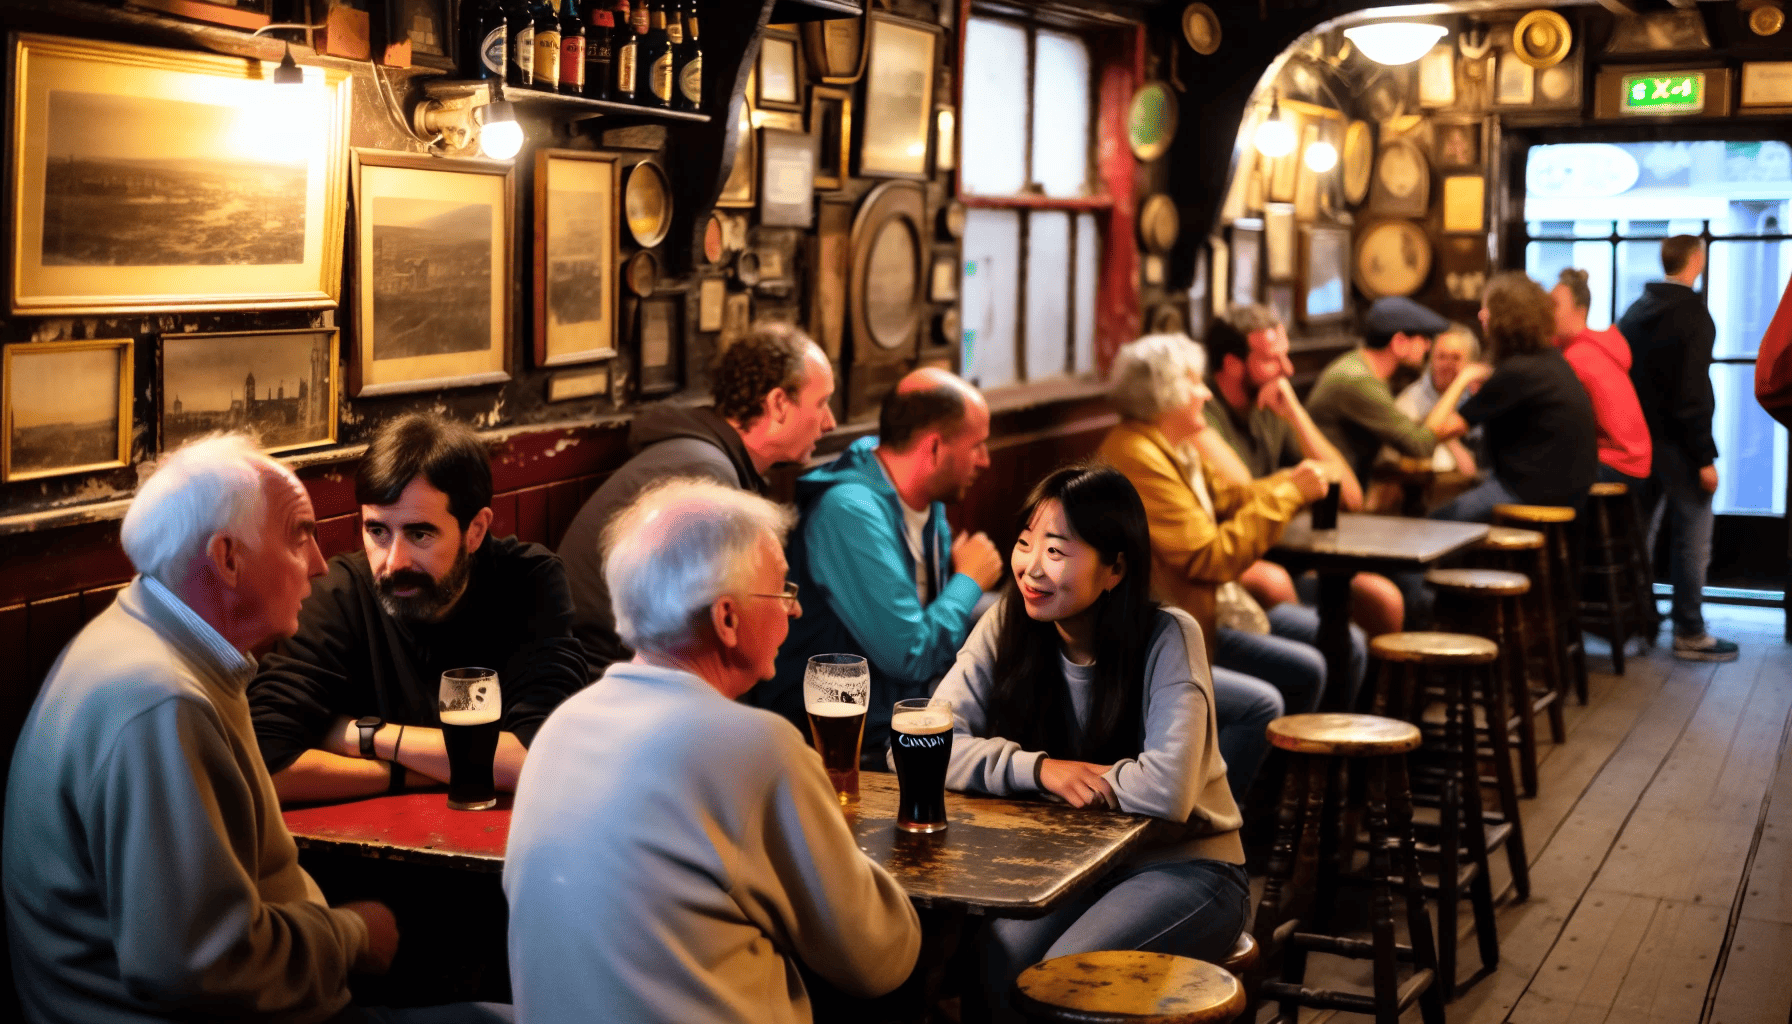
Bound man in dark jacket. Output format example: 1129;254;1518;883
1617;234;1737;661
556;323;838;676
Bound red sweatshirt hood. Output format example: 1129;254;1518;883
1560;325;1632;373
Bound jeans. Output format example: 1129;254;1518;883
1645;444;1713;638
1217;603;1367;715
1430;474;1523;524
983;859;1251;1023
339;1005;514;1024
1210;668;1283;801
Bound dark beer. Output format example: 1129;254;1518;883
442;707;501;810
892;702;953;833
806;700;865;804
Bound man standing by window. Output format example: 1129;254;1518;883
1618;235;1739;662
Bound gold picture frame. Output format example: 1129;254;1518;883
534;150;619;368
2;337;133;482
9;34;352;316
352;150;513;397
809;85;852;191
857;15;941;180
160;328;338;456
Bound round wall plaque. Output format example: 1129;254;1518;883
1139;195;1180;255
1182;4;1221;55
1354;220;1432;299
624;161;671;248
940;200;967;240
1751;4;1786;36
1341;120;1373;205
703;212;725;264
1127;82;1178;162
850;181;927;358
1513;10;1572;69
625;249;660;297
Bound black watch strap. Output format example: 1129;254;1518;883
356;717;382;759
387;761;407;793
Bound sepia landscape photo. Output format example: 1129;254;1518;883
41;90;307;267
370;196;494;362
4;341;127;481
546;186;609;349
161;330;335;454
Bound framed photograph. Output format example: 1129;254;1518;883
809;196;852;364
756;30;804;112
1442;175;1486;233
2;338;132;482
1418;44;1456;107
717;99;756;208
1229;221;1262;309
858;15;941;180
760;128;817;229
1496;52;1535;106
636;297;681;395
1533;53;1583;109
929;253;959;302
352;150;513;397
1299;224;1351;327
131;1;271;30
802;11;868;84
1264;204;1296;282
534;150;619;368
1433;118;1481;170
1741;62;1792;112
160;329;337;456
1439;235;1489;302
809;86;851;190
698;277;726;332
1370;138;1430;217
385;0;456;71
10;35;352;316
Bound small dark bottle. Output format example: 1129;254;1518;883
583;1;614;99
461;0;508;80
612;0;639;103
506;0;535;88
672;0;701;112
532;0;561;92
637;0;672;109
559;0;586;96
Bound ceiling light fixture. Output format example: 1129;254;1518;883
1343;22;1448;66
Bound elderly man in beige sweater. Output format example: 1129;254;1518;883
504;478;922;1024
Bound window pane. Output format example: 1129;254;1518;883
1712;363;1787;515
962;208;1021;389
1025;212;1071;381
961;18;1028;196
1074;213;1098;375
1709;230;1792;358
1031;31;1090;199
1527;240;1616;330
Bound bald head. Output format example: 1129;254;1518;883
880;368;987;453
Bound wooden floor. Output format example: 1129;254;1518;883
1264;604;1792;1024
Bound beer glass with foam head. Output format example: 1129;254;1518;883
891;697;953;833
804;654;869;804
439;667;501;810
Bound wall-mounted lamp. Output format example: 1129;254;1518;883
1254;99;1296;159
1304;139;1339;173
1342;23;1448;66
414;82;524;160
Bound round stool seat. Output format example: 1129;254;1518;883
1426;567;1531;596
1493;503;1576;524
1589;481;1629;498
1479;525;1545;551
1217;931;1258;977
1267;713;1422;756
1370;631;1500;665
1013;950;1244;1024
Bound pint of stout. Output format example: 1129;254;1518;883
804;654;870;805
891;698;953;834
440;668;501;811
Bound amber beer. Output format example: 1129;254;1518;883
440;667;501;811
891;698;953;834
803;654;870;805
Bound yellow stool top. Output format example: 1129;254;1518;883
1494;503;1576;524
1479;525;1545;551
1426;567;1531;596
1013;950;1245;1024
1267;713;1422;756
1371;631;1500;665
1589;481;1629;498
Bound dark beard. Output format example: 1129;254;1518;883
376;547;472;624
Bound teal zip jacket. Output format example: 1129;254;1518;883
750;436;985;762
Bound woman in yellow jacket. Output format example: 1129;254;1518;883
1098;333;1365;793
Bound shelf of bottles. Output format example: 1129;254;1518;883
768;0;863;21
503;85;709;122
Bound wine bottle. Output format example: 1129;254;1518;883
583;0;614;100
614;0;639;103
672;0;701;112
559;0;586;96
638;0;672;109
532;0;561;92
460;0;508;81
507;0;535;87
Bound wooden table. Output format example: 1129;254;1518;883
1275;511;1489;711
284;775;1154;920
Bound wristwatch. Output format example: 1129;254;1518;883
356;716;383;760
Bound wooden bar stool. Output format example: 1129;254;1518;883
1493;504;1589;705
1427;567;1544;800
1217;932;1258;980
1013;950;1244;1023
1580;482;1658;673
1370;632;1509;1001
1469;526;1568;748
1252;713;1445;1024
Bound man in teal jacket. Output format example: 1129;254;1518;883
752;369;1004;764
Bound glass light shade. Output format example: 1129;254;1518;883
1343;23;1448;66
1255;115;1296;159
478;102;523;160
1305;140;1339;173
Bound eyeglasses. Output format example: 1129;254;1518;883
750;580;801;612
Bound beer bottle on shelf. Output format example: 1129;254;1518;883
461;0;508;80
559;0;586;96
638;0;672;109
506;0;535;87
673;0;701;112
532;0;561;92
583;0;614;100
612;0;640;104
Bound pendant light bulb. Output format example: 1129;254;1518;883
478;100;523;160
1255;106;1296;159
1304;140;1339;173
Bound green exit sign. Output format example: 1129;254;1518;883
1621;72;1707;114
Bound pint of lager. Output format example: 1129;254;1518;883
891;698;953;833
439;667;501;811
803;654;869;804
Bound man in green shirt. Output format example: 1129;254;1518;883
1306;297;1482;486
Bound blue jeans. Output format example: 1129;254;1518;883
1211;668;1283;801
1645;444;1713;638
1217;603;1366;715
983;858;1251;1023
1430;474;1523;524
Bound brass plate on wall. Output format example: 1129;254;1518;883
1182;4;1221;55
1127;82;1178;162
850;181;927;356
623;160;671;248
1514;10;1572;69
1139;195;1180;254
625;249;659;297
1354;219;1432;299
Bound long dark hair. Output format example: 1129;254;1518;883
984;464;1160;765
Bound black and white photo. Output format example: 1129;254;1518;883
160;329;337;456
2;338;131;482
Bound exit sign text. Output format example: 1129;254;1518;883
1621;72;1707;114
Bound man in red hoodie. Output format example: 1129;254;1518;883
1551;268;1653;487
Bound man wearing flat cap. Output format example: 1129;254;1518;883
1306;297;1489;486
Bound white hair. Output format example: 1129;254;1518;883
1108;333;1208;422
1435;322;1481;361
120;433;284;586
602;478;795;656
